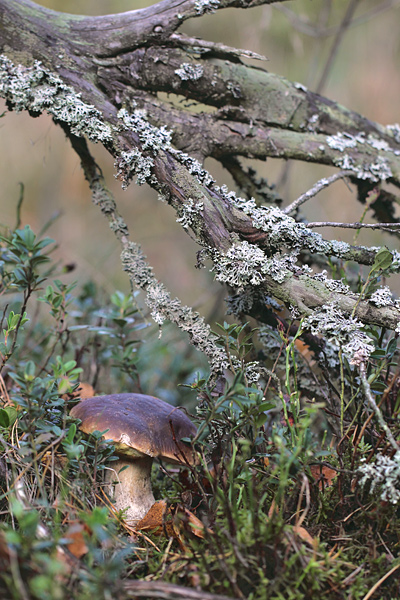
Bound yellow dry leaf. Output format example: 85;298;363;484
310;464;337;489
64;521;89;558
293;525;315;546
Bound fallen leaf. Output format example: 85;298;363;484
136;500;169;534
268;500;278;518
71;383;95;399
64;521;89;558
293;525;315;546
63;382;95;402
310;464;337;489
175;505;210;539
136;501;211;550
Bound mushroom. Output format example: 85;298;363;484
70;393;197;523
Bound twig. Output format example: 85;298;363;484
359;362;398;452
294;474;310;529
122;580;238;600
315;0;360;94
362;563;400;600
169;33;268;61
307;221;400;233
275;0;400;39
15;182;24;231
284;171;353;215
66;133;230;378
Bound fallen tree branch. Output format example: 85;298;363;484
122;580;238;600
1;0;400;377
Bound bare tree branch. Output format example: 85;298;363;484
284;171;354;215
123;580;238;600
1;0;400;379
307;221;400;233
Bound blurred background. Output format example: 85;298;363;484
1;0;400;397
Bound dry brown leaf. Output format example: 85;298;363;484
310;464;337;489
295;339;315;364
136;501;210;551
176;506;210;539
71;382;95;400
63;382;95;401
268;500;278;519
293;525;315;546
136;500;169;534
64;521;90;558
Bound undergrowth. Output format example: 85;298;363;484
1;215;400;600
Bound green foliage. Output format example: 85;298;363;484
1;216;400;600
0;216;208;599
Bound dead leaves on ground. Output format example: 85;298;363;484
135;500;209;550
309;464;338;490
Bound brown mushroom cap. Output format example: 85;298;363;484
70;393;197;464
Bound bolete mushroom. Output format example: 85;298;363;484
70;393;197;523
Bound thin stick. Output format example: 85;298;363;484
362;563;400;600
359;362;398;452
123;580;238;600
275;1;400;39
284;171;353;215
170;33;268;61
315;0;360;94
307;221;400;231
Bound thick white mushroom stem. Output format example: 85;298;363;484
106;455;155;523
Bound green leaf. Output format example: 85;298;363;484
371;247;393;272
25;361;36;377
0;408;10;428
5;407;18;427
255;412;268;427
65;423;76;444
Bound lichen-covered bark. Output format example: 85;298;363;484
1;0;400;377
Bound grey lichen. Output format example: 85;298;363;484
115;107;172;186
293;82;308;92
326;131;397;181
212;241;297;288
312;271;351;295
386;123;400;144
175;63;204;81
226;81;241;99
0;55;112;143
194;0;220;15
176;198;204;229
120;241;230;374
117;107;172;154
219;189;366;263
170;147;215;186
359;452;400;504
369;286;395;308
326;132;359;151
333;153;393;182
212;242;269;288
115;149;154;188
306;113;319;132
226;289;282;316
302;303;374;364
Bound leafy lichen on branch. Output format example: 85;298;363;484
212;241;298;287
302;302;375;364
0;56;112;143
175;63;204;81
2;53;400;354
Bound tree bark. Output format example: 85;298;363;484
1;0;400;373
